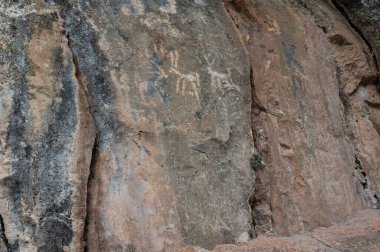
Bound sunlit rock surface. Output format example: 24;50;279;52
0;0;379;251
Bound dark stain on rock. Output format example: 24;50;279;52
6;17;33;245
291;74;306;97
147;53;161;97
339;89;350;108
61;5;126;149
4;13;76;251
30;35;77;251
335;64;343;87
36;218;72;252
282;41;304;73
328;34;352;45
147;51;170;104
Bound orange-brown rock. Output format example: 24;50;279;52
0;0;379;251
182;209;380;251
225;0;380;238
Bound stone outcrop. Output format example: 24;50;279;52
225;0;380;237
181;209;380;252
0;0;379;251
333;0;380;70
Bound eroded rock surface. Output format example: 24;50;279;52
0;0;379;251
334;0;380;70
1;1;252;251
182;209;380;252
225;0;380;237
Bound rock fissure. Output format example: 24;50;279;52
0;215;9;252
224;0;273;238
66;33;92;108
83;136;98;252
353;156;380;208
66;30;99;251
365;99;380;107
250;68;268;115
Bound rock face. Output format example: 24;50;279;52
181;209;380;252
333;0;380;69
226;0;380;237
0;0;379;252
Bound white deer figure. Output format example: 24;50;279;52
168;50;201;102
204;53;240;93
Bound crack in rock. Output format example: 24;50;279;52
0;215;9;252
224;0;273;238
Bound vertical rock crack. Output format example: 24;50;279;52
66;32;98;250
0;215;10;252
224;0;272;237
353;156;380;208
83;136;98;252
66;34;93;106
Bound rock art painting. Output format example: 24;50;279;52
0;0;380;251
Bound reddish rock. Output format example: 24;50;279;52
225;0;380;237
0;0;379;251
182;209;380;252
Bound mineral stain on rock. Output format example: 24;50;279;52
0;0;380;251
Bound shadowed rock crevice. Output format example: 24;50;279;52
67;34;91;108
249;68;267;115
353;156;380;208
83;136;98;252
0;215;9;252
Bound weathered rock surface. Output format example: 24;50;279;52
334;0;380;70
181;209;380;252
225;0;380;237
0;0;379;251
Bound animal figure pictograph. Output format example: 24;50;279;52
204;53;240;93
168;50;201;101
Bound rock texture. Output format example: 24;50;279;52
226;0;380;237
0;0;379;251
181;209;380;252
333;0;380;70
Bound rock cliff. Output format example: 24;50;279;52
0;0;379;251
